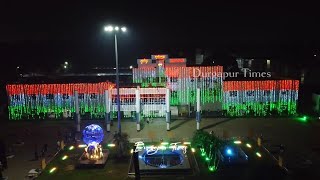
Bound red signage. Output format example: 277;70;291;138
170;58;185;63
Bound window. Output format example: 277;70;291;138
12;95;20;100
170;77;178;82
246;91;254;96
62;94;69;99
281;90;288;95
263;90;270;96
90;93;97;99
46;94;54;99
78;93;84;99
229;91;238;97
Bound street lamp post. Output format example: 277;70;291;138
104;25;127;134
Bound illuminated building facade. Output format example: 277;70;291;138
6;54;299;120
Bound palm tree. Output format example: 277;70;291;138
113;132;130;158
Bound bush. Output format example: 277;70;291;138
192;130;223;172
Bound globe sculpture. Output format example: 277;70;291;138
82;124;104;145
82;124;104;160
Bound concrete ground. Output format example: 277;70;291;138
1;117;320;179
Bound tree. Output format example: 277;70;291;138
192;130;223;172
113;133;130;158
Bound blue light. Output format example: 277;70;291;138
82;124;104;145
138;155;142;159
226;148;233;156
159;164;167;168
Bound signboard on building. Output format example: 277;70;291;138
151;54;168;60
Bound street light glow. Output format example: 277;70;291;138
104;26;113;32
129;65;133;69
103;24;127;134
104;26;126;32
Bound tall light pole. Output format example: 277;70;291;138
104;25;127;134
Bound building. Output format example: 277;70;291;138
6;54;299;120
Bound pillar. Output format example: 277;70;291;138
136;88;141;131
196;88;201;130
105;90;111;132
75;91;80;132
133;145;141;179
60;140;65;150
278;155;283;167
166;88;171;131
41;158;46;170
257;137;262;147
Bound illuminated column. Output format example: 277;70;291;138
166;88;171;131
136;88;141;131
196;88;201;130
75;91;81;132
105;90;111;132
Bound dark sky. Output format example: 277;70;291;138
0;1;319;76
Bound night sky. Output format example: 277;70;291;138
0;1;319;79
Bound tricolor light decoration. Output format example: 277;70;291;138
111;87;166;118
223;80;299;116
166;66;223;105
110;87;166;118
6;82;114;120
133;66;224;105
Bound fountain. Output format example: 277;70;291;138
78;124;109;168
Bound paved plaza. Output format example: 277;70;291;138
1;117;320;179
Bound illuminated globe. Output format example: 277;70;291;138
82;124;104;145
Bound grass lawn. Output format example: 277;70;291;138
191;139;288;180
37;145;131;180
37;139;287;180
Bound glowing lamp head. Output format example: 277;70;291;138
256;152;262;158
49;167;57;173
104;26;113;32
226;148;233;156
121;27;127;32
